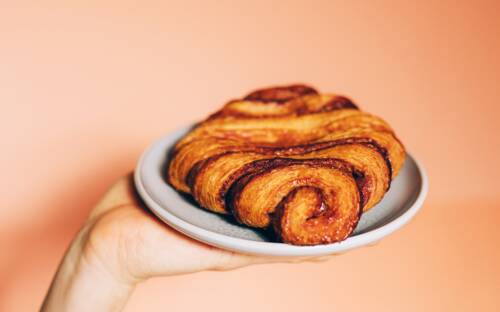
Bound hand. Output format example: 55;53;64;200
42;174;327;311
84;174;286;281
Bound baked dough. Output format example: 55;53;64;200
168;85;405;245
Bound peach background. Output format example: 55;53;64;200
1;0;499;311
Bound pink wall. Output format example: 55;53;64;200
1;1;499;311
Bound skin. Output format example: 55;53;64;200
41;174;334;311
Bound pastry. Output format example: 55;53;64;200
168;84;405;245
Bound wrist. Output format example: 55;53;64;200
42;223;137;312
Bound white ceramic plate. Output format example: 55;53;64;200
135;126;428;257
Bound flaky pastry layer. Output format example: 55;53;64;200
168;84;405;245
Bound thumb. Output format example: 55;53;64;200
89;173;139;219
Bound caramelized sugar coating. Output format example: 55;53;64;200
168;84;405;245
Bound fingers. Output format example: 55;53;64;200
305;255;337;262
210;252;336;272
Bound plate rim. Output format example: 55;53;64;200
134;128;429;257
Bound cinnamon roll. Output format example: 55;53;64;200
168;84;405;245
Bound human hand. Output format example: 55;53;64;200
42;174;328;311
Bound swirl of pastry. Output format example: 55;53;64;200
168;84;405;245
226;158;364;245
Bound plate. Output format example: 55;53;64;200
134;126;428;257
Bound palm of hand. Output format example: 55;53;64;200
81;175;289;284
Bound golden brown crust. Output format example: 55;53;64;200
244;84;318;102
167;84;406;245
208;93;358;120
